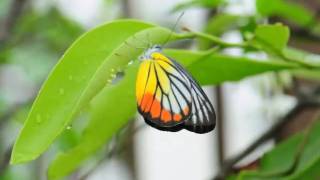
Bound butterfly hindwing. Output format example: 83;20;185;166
171;59;216;133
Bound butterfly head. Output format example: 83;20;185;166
139;45;162;61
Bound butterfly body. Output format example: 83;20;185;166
136;45;216;134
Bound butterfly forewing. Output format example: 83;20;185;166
136;55;192;130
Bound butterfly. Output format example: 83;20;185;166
136;45;216;134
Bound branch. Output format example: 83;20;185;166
78;123;147;180
0;0;28;50
213;100;320;180
181;28;249;49
180;28;320;70
0;145;12;175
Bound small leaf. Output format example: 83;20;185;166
253;24;290;52
199;14;242;49
172;0;224;12
205;14;241;36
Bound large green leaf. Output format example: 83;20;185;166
165;49;297;85
48;63;139;179
11;20;167;164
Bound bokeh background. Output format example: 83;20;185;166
1;0;320;180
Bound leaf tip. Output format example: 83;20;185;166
10;148;39;165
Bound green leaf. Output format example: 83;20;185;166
199;14;242;49
259;134;304;175
14;19;184;178
205;14;241;36
256;0;314;27
11;20;163;164
284;48;320;80
253;24;290;52
232;121;320;179
48;63;139;179
165;49;297;85
286;122;320;179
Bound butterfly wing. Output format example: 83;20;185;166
136;56;192;131
171;59;216;134
136;51;216;134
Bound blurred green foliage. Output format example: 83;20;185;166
0;3;84;180
11;19;318;179
256;0;314;27
230;121;320;180
0;0;10;18
172;0;225;12
1;0;320;179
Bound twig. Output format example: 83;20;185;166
182;28;249;49
0;100;32;176
180;28;320;70
213;100;320;180
78;123;147;180
215;86;225;166
254;36;318;69
0;145;13;175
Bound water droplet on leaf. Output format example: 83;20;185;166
59;88;65;95
36;114;42;123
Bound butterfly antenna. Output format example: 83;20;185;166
161;12;185;46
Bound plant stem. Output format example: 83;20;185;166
0;0;28;50
186;30;249;48
179;29;320;70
